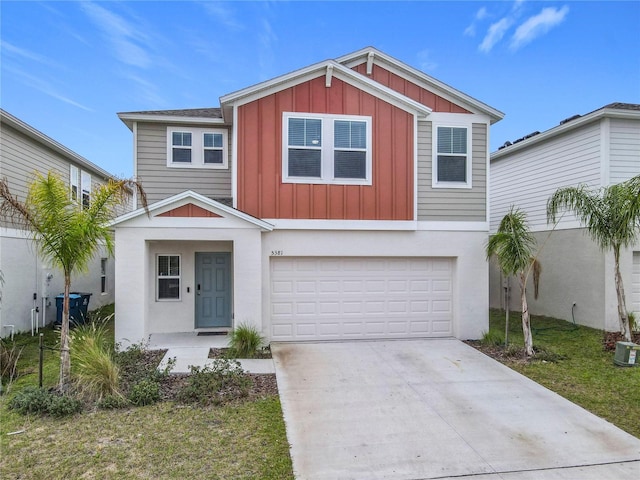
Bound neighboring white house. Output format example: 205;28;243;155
112;47;504;347
0;109;125;336
489;103;640;332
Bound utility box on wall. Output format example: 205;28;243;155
614;342;640;367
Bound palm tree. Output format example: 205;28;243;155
547;174;640;342
487;207;541;356
0;172;146;389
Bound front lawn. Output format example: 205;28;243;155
472;310;640;439
0;307;293;479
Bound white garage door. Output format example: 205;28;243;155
270;257;453;341
632;252;640;314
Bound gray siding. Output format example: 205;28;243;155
136;122;232;206
490;121;601;232
0;123;109;227
417;122;487;221
609;117;640;185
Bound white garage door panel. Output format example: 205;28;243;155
270;257;453;341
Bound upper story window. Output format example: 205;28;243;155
282;112;372;185
433;125;472;189
70;165;79;201
81;171;91;209
167;127;228;169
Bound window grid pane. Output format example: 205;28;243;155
289;118;321;147
204;133;223;148
158;255;180;300
437;156;467;182
172;132;192;147
288;149;321;177
204;150;223;164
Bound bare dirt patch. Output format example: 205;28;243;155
603;331;640;351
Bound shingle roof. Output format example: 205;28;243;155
118;108;222;118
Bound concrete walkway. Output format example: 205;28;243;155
272;339;640;480
149;332;275;374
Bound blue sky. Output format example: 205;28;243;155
1;1;639;177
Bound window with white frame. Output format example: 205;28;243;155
81;171;91;209
70;165;79;201
433;125;471;188
167;127;228;169
157;255;180;300
283;113;372;185
100;258;107;294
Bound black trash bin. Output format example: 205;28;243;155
55;292;92;325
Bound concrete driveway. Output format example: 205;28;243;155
272;339;640;480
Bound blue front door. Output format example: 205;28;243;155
195;253;231;328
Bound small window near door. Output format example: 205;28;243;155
100;258;107;294
157;254;181;301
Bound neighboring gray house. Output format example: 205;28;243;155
0;109;125;336
489;103;640;332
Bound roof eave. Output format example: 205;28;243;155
117;113;227;131
491;107;640;160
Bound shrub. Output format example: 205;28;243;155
48;394;82;417
128;379;160;406
178;359;250;406
628;312;638;332
8;386;81;417
98;394;129;410
70;321;121;401
480;330;504;347
227;323;264;358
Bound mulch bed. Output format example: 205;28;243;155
464;340;532;365
122;349;279;403
603;331;640;351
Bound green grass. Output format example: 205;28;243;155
0;305;293;479
486;309;640;438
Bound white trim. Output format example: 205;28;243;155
366;51;374;75
166;127;229;170
232;104;238;208
70;164;79;201
413;115;418;222
432;124;472;189
111;190;274;231
81;170;91;208
133;121;139;209
156;253;181;302
264;219;418;230
118;113;225;129
335;47;504;123
325;64;333;87
1;227;33;239
600;117;610;187
492;107;640;160
282;112;373;185
220;60;431;119
485;120;491;225
416;221;489;231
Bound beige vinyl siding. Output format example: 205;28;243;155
490;121;601;232
417;122;487;221
136;122;232;206
609;117;640;185
0;124;109;227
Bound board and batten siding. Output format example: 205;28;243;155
490;121;602;232
135;122;232;206
609;117;640;185
417;122;487;221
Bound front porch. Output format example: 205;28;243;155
149;332;275;374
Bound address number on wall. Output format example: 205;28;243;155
270;250;284;256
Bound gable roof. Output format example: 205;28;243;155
111;190;273;230
492;102;640;160
0;109;114;179
219;59;432;121
336;47;504;124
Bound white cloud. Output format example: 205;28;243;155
257;17;277;80
80;2;152;68
464;6;489;37
510;6;569;51
417;49;437;71
202;1;244;31
0;40;62;69
479;17;513;53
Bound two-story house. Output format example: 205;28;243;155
112;47;504;346
0;109;124;336
489;103;640;332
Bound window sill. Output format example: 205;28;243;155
432;181;472;189
283;177;372;186
168;163;228;170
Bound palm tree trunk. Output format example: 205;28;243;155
520;273;534;356
613;245;632;342
59;273;71;390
